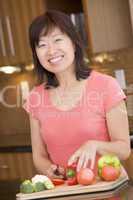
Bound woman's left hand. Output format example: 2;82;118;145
68;141;98;172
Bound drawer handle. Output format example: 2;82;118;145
5;16;15;56
0;165;9;169
0;18;7;56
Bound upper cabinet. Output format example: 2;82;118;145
82;0;133;53
129;0;133;32
0;0;133;65
0;0;45;67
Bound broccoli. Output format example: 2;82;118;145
34;182;46;192
43;179;55;189
32;175;55;190
20;180;34;194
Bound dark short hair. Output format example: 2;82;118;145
29;10;91;89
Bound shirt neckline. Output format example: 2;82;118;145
46;70;95;112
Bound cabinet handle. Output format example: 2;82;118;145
5;16;15;56
0;164;9;169
0;18;7;56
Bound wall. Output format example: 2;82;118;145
0;71;36;146
90;47;133;132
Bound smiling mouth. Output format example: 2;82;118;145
48;55;64;64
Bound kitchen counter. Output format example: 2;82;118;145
1;179;133;200
15;181;133;200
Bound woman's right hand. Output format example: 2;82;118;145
46;164;65;179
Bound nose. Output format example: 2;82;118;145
47;42;56;56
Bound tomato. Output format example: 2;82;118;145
66;177;78;186
51;178;65;186
101;166;120;181
77;168;95;185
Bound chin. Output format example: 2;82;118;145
50;65;70;73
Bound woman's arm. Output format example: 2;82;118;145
29;115;54;175
97;100;131;160
68;100;131;171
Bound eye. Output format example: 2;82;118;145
55;38;63;42
38;42;47;48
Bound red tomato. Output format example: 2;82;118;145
66;177;78;186
77;168;95;185
52;178;65;186
101;166;120;181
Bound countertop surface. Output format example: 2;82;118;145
1;179;133;200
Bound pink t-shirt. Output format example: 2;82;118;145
23;70;126;168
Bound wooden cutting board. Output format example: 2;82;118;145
16;168;129;200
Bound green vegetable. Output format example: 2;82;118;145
43;179;55;189
34;182;46;192
98;154;121;178
98;154;121;169
66;169;76;178
20;180;34;194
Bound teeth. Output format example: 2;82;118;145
49;56;63;64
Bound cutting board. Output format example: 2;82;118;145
16;168;129;200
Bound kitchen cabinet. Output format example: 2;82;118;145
0;152;36;181
0;0;45;67
129;0;133;31
82;0;133;53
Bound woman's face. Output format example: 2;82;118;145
35;27;75;74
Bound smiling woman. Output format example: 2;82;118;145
29;10;91;88
35;27;75;75
23;10;130;200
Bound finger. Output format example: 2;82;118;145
68;152;79;166
58;166;65;176
77;153;85;172
83;155;89;169
90;150;96;170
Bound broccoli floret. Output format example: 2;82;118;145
20;180;34;194
34;182;46;192
32;175;55;190
43;179;55;189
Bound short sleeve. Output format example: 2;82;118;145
23;87;41;120
103;77;126;112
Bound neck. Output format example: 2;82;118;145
55;67;77;89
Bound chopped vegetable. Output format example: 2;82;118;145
32;174;55;190
32;175;49;184
20;180;34;194
51;178;65;186
34;182;46;192
43;179;55;189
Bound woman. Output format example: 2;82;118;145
23;10;130;184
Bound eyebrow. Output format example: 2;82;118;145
39;33;64;41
